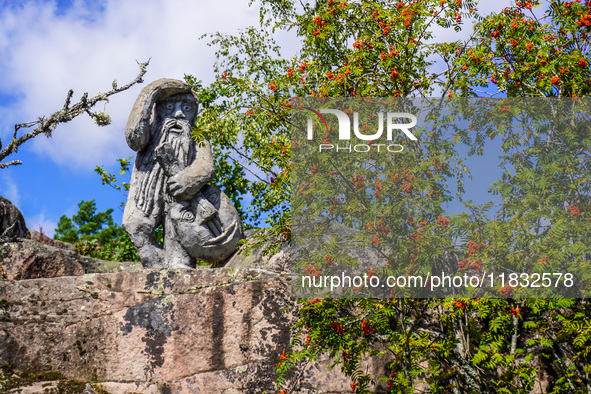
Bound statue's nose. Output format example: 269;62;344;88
174;103;186;119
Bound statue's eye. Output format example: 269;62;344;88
166;103;175;110
183;104;193;112
205;190;219;204
181;211;195;222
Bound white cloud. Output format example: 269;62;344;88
0;173;20;206
26;211;57;237
0;0;519;171
0;0;259;171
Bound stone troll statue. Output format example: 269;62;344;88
123;79;243;268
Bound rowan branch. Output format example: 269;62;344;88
0;60;150;169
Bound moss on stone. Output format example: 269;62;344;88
0;365;111;393
75;339;87;356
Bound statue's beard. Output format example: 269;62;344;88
132;116;196;216
153;117;196;172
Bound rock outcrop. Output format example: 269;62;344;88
0;196;28;240
0;196;386;393
1;238;142;281
1;268;287;392
0;267;381;393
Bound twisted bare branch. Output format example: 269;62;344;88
0;60;150;169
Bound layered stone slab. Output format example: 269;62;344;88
0;268;361;393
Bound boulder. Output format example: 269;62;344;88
0;238;142;280
0;195;28;240
0;268;379;393
0;227;391;393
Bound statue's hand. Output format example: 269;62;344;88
167;172;199;200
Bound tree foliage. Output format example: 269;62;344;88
54;199;139;262
94;156;133;209
198;0;591;392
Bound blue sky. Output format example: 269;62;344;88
0;0;261;235
0;0;511;237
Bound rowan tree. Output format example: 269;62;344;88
194;0;591;393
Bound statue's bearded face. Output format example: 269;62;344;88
155;93;198;135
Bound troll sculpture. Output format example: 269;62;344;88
123;79;242;268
